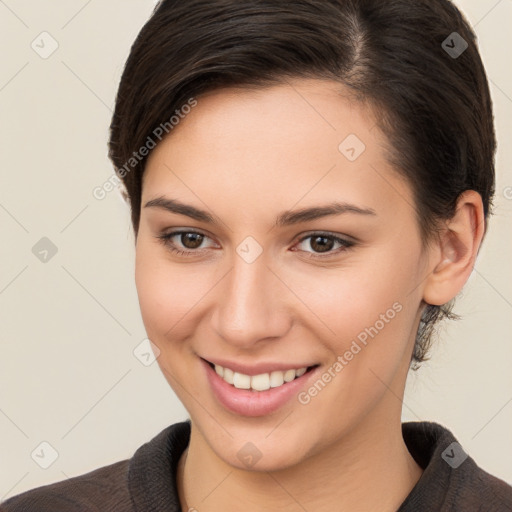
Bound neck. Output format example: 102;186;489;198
177;406;423;512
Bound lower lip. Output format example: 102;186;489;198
201;358;320;417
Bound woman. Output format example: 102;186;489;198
2;0;511;510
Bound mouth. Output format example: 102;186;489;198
201;357;323;417
202;357;320;391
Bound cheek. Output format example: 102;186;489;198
134;242;207;344
291;242;420;364
290;251;419;423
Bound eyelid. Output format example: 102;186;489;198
157;228;219;250
156;228;355;258
294;230;357;244
158;228;355;244
292;231;355;257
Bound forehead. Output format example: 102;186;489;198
142;79;413;221
149;78;378;160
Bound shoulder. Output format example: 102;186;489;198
0;420;191;512
0;459;131;512
401;421;512;511
460;463;512;509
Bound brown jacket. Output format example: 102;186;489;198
2;420;512;511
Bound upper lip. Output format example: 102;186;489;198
201;357;318;376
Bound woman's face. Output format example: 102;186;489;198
135;79;432;470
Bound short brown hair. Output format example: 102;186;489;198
108;0;496;369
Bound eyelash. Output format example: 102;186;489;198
155;229;355;259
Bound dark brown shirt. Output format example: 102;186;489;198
2;420;511;511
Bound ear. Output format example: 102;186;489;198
422;190;486;306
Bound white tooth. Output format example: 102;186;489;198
233;372;251;389
283;369;296;382
251;373;271;391
269;371;285;388
295;367;307;377
223;367;234;384
218;365;309;389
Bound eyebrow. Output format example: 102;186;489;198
144;196;377;227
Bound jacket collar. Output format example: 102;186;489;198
128;419;191;512
128;419;473;512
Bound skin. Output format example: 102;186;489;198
134;78;484;512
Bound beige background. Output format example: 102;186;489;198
0;0;511;500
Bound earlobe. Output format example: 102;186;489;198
422;191;485;306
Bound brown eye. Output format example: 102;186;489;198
156;230;214;256
294;233;355;258
309;235;335;253
180;232;204;249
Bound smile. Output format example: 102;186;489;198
210;362;317;391
201;358;322;416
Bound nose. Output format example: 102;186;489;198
210;250;292;349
